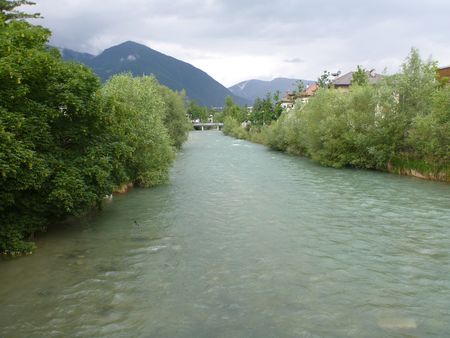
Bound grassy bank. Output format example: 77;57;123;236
223;50;449;183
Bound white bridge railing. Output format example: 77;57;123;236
192;122;224;130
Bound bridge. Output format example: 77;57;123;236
192;122;224;131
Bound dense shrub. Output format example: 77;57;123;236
230;49;449;181
223;116;248;139
0;5;189;255
99;74;175;187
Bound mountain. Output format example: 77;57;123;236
228;78;315;103
60;48;95;64
61;41;249;107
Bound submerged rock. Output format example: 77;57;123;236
377;317;417;330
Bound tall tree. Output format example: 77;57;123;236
396;48;438;118
158;86;190;149
1;1;190;255
250;92;282;126
0;2;111;254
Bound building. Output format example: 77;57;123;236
280;83;320;109
437;66;450;79
331;69;382;90
280;93;296;110
297;83;319;103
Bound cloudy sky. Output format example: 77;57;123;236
28;0;450;87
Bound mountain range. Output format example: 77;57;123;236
60;41;249;107
228;78;315;103
60;41;314;107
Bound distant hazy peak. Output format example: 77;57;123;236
228;77;314;102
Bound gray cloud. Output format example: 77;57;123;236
284;58;304;64
26;0;450;86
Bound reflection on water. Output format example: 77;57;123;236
1;131;449;337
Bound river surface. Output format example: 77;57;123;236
1;131;450;338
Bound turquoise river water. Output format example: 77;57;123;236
1;131;449;337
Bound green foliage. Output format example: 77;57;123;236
0;0;40;22
395;48;438;120
297;89;358;168
351;65;369;86
223;96;247;123
317;70;332;88
265;113;290;151
99;74;175;188
1;10;106;254
211;107;224;123
406;85;450;169
158;87;190;149
1;8;189;255
187;100;208;122
223;116;245;139
222;93;284;140
250;92;282;126
232;49;448;181
0;224;36;255
186;102;224;124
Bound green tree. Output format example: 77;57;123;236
0;5;111;254
0;0;40;21
395;48;437;119
187;100;208;122
351;65;369;86
406;82;450;172
262;48;448;180
317;70;332;88
250;92;282;126
99;74;174;187
210;107;224;123
223;96;246;122
1;2;189;255
158;86;190;148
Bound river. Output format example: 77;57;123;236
1;131;449;337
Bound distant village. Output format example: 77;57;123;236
189;64;449;127
278;65;449;111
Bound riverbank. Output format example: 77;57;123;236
388;157;449;182
222;124;449;183
221;50;449;183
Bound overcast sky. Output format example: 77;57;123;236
28;0;450;87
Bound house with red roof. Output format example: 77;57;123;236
280;83;320;110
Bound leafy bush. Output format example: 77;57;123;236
0;5;189;255
223;116;248;139
232;49;448;181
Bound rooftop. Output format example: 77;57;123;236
332;70;382;86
